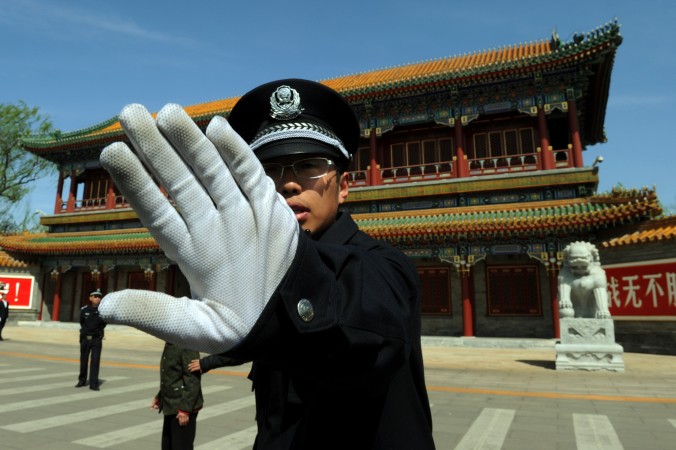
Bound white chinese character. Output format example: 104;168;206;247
667;272;676;307
608;276;622;308
622;275;641;308
643;274;664;308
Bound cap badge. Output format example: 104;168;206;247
269;85;303;120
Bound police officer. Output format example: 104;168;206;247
98;79;436;448
76;289;107;390
0;283;8;341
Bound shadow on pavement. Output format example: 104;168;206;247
517;359;556;370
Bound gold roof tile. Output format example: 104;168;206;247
601;218;676;248
0;248;30;268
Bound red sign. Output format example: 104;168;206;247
0;275;35;309
604;260;676;317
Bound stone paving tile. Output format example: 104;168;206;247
2;322;676;450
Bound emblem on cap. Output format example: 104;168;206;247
269;85;303;120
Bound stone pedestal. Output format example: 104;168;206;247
555;318;625;372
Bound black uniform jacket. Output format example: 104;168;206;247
79;305;106;339
226;213;435;449
0;300;8;323
199;354;245;373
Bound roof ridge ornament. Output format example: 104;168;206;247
269;85;304;120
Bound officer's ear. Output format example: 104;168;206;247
337;171;349;205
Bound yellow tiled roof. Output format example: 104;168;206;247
321;40;553;95
601;216;676;248
0;248;30;268
0;192;660;257
0;229;160;256
354;196;660;240
22;20;621;152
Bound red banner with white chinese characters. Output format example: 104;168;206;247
0;274;35;309
604;259;676;317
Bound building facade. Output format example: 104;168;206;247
2;19;674;352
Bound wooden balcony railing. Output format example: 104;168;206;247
56;194;128;214
468;153;539;175
54;148;575;213
380;161;454;184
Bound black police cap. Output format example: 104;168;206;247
227;79;359;170
89;289;103;298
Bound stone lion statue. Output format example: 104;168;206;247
557;241;611;319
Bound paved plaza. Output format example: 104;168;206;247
0;322;675;449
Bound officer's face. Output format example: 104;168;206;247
90;295;101;306
266;153;348;238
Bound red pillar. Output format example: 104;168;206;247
369;128;382;186
537;107;553;170
106;175;116;209
549;270;560;339
454;119;469;178
567;100;584;167
69;271;80;322
38;272;47;321
52;274;62;322
461;273;474;337
66;170;77;213
55;171;64;213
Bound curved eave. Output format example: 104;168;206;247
324;21;621;102
1;193;659;259
354;195;659;240
20;98;240;158
0;229;161;257
20;116;120;152
582;39;620;145
601;216;676;248
0;249;31;268
22;20;621;155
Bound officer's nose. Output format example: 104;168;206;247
278;170;302;197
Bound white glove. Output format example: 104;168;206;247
98;104;299;354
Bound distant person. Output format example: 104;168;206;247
152;342;203;450
76;289;107;390
0;284;8;341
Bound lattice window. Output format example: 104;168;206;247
473;134;488;159
505;130;519;156
389;137;455;168
489;132;503;157
520;128;535;153
472;128;536;160
423;140;436;164
486;265;541;316
439;138;453;162
353;146;370;171
407;142;421;165
84;170;109;201
418;267;452;315
391;143;406;167
127;272;156;291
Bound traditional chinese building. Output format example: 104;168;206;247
2;19;674;352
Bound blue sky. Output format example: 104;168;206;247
2;0;675;218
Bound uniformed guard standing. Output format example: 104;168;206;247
0;283;8;341
76;289;107;390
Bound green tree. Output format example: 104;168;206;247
0;101;56;232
